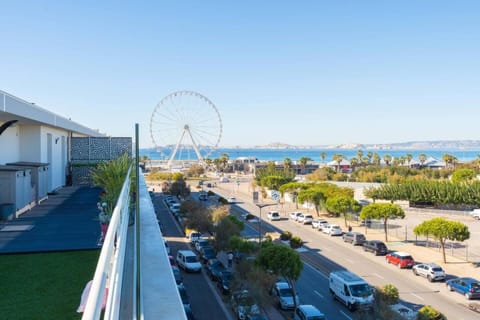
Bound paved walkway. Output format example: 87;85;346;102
0;186;102;253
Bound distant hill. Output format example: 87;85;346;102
329;140;480;150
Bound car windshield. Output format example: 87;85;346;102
349;284;372;298
471;283;480;292
186;256;199;263
279;288;293;297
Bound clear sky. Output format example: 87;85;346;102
2;1;480;148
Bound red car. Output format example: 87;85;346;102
386;251;415;269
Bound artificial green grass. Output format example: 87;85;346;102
0;250;100;320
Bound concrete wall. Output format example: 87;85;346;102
19;125;41;161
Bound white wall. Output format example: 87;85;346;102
19;125;41;161
0;124;20;164
41;126;68;190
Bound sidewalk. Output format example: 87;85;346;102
215;177;479;280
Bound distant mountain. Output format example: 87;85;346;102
330;140;480;150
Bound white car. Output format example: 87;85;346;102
289;212;303;221
325;224;343;236
297;214;313;224
312;219;328;229
267;211;281;221
412;263;446;282
227;197;236;203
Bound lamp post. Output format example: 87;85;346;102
256;202;276;244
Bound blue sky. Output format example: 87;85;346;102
2;1;480;148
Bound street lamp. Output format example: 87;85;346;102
255;202;276;244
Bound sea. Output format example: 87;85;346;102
140;148;480;163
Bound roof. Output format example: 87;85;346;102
0;90;105;137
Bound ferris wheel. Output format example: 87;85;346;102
150;91;222;167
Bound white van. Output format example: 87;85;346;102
176;250;202;272
329;270;374;311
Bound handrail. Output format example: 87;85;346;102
82;166;132;320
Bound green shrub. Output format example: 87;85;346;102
218;197;228;205
280;231;293;241
380;284;399;305
289;236;303;249
417;305;446;320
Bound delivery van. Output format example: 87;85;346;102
329;270;374;311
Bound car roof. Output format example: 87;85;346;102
298;304;324;316
178;250;196;256
392;251;412;257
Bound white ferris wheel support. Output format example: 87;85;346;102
167;124;205;168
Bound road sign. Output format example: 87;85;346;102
271;191;280;202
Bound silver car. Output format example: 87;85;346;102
412;263;446;282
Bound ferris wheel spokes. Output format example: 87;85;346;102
167;125;205;168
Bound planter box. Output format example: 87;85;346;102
0;203;15;221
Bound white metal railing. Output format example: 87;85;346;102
82;167;132;320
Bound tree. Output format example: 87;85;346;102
299;157;312;174
257;244;303;309
372;153;381;166
283;157;292;172
442;153;458;169
419;153;427;166
357;149;363;163
349;157;359;171
383;154;392;166
405;153;413;166
332;153;344;173
297;188;325;216
360;203;405;242
367;151;373;164
451;168;476;183
326;196;361;227
320;152;327;163
214;215;244;251
91;153;132;215
413;218;470;263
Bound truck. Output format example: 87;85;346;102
329;270;374;311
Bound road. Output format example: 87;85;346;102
214;182;480;320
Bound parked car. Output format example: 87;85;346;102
206;259;226;281
412;263;446;282
471;209;480;220
178;284;190;307
199;193;208;201
168;255;177;267
362;240;388;256
176;250;202;272
231;290;260;319
385;251;415;269
294;304;326;320
267;211;281;221
289;212;303;221
228;196;236;203
323;224;343;236
187;231;201;244
342;232;366;245
171;266;183;285
446;277;480;300
270;281;299;310
217;270;233;295
297;214;313;225
194;238;211;252
164;241;171;254
311;219;328;229
199;246;216;263
184;304;196;320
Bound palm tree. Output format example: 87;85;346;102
284;157;292;172
383;154;392;166
372;153;380;166
320;152;327;163
220;153;229;171
442;153;458;169
419;153;427;167
350;157;359;171
299;157;312;174
405;154;413;166
332;154;344;173
367;151;373;164
357;149;363;166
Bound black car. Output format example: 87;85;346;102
200;246;216;263
206;259;226;281
217;270;233;295
363;240;388;256
178;284;190;307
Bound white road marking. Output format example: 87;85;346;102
410;292;425;301
373;273;385;279
314;290;324;299
340;310;353;320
